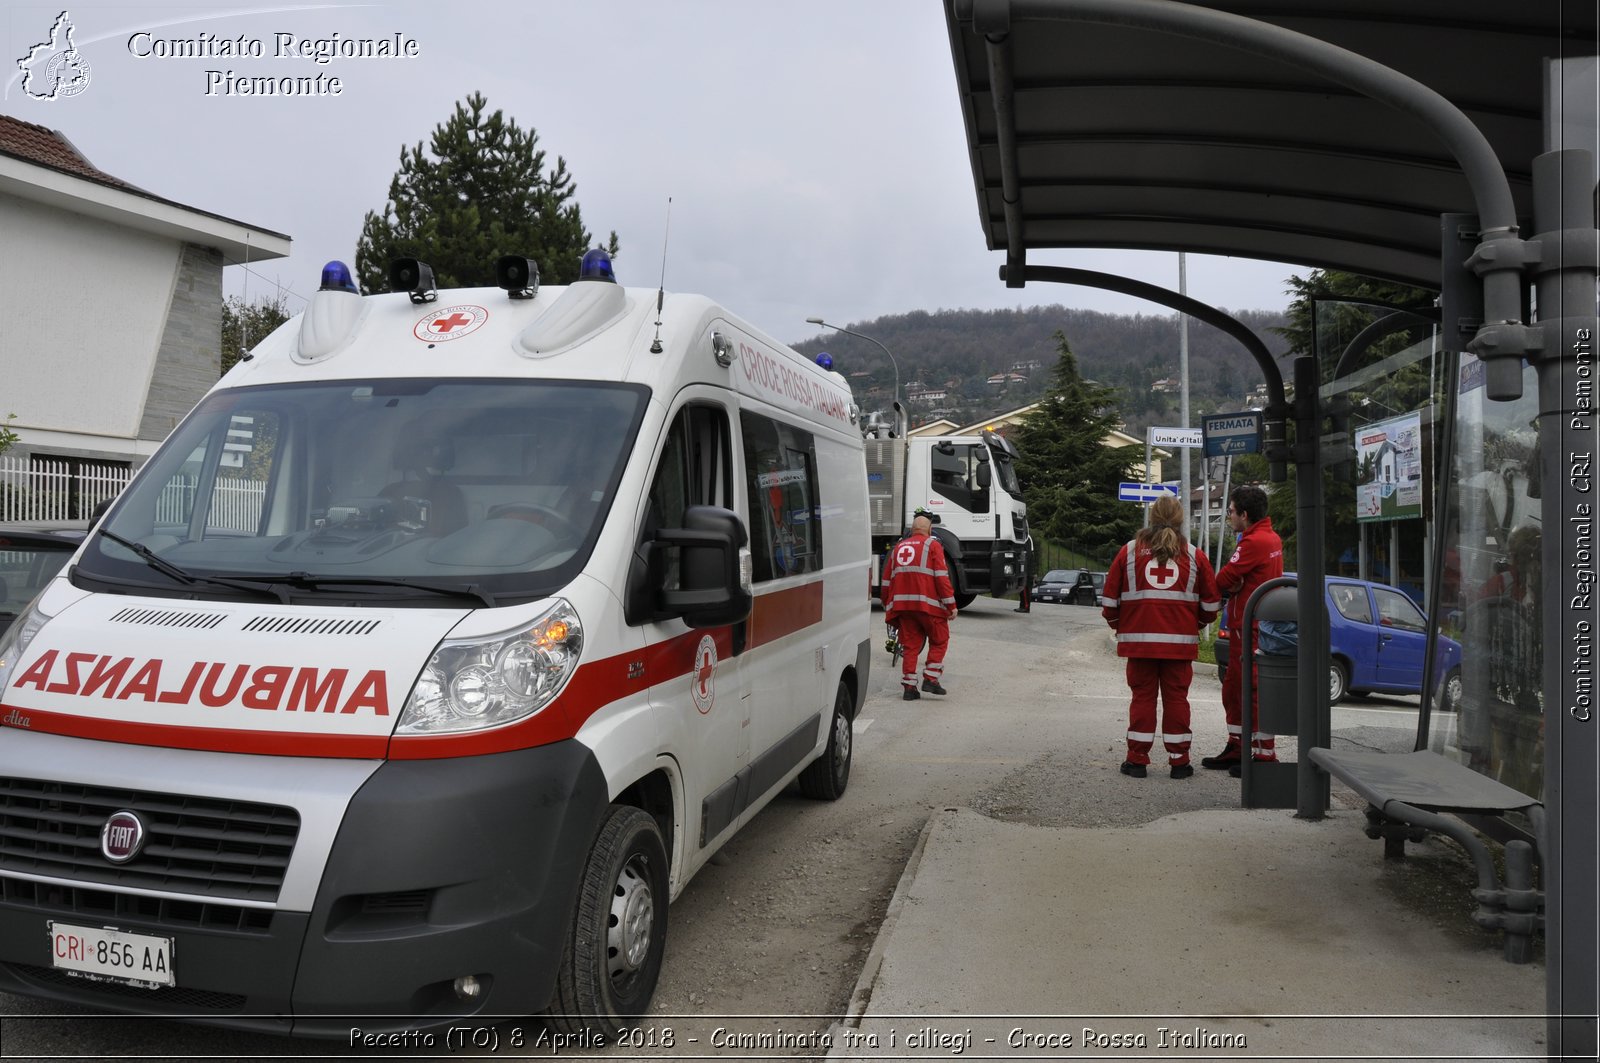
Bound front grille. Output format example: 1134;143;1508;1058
0;778;299;903
6;963;246;1011
1;876;273;934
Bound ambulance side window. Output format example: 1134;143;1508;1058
206;411;280;536
741;413;822;583
643;405;732;590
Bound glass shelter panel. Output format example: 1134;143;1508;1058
1428;356;1544;802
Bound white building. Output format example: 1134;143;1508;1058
0;115;288;512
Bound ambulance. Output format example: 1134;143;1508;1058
0;251;872;1036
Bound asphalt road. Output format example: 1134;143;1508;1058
0;595;1429;1060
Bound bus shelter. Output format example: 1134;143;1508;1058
943;1;1597;1054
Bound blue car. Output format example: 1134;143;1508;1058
1215;576;1462;709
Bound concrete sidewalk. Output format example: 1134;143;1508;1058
830;806;1545;1061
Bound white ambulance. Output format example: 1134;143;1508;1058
0;251;871;1036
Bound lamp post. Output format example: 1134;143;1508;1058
806;317;901;413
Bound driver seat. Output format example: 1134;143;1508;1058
380;434;468;536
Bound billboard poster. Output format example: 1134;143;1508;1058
1355;411;1424;522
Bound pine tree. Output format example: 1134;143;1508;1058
1010;332;1141;563
355;92;619;292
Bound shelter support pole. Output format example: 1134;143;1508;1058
1532;147;1599;1062
1292;355;1331;818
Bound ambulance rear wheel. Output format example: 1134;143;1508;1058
798;681;852;800
544;805;669;1036
954;593;978;610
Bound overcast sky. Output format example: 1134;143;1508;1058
5;1;1304;347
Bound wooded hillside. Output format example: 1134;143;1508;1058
791;304;1290;433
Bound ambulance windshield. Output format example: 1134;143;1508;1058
75;378;647;606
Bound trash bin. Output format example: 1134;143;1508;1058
1252;586;1299;735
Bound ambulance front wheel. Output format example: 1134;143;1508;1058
954;592;978;610
798;681;853;800
545;805;669;1037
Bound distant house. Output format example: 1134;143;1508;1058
906;383;948;403
952;403;1167;480
908;418;961;438
0;115;289;496
986;372;1028;387
1151;377;1181;393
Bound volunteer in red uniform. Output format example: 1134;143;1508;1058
881;513;958;701
1202;484;1285;769
1101;495;1221;779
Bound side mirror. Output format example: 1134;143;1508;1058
627;506;752;628
89;497;113;524
976;463;992;489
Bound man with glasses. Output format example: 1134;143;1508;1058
1201;485;1283;771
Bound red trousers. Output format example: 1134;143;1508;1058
1125;658;1194;766
1221;634;1277;759
894;612;949;688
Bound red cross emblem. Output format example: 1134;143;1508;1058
413;304;488;343
691;635;717;714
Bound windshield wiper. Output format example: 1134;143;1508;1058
228;571;497;608
97;530;290;603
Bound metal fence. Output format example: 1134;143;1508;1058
0;456;264;531
0;456;128;522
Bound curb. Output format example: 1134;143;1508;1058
833;808;944;1035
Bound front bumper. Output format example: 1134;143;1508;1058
0;739;609;1036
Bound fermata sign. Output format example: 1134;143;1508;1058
1202;412;1262;457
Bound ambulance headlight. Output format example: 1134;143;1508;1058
398;601;583;735
0;600;53;696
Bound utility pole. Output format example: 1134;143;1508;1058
1179;252;1191;538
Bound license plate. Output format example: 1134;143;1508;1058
47;922;174;987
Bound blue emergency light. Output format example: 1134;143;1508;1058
815;352;834;370
578;249;616;283
319;260;359;293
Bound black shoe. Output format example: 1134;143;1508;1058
902;687;921;701
1170;764;1195;780
1119;761;1147;778
1013;606;1030;613
1228;764;1241;777
1200;748;1242;770
921;680;948;695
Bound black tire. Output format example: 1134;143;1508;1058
544;806;669;1037
1436;667;1464;713
799;681;853;800
953;592;978;610
1329;658;1349;705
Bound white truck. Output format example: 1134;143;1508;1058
864;418;1029;607
0;250;871;1037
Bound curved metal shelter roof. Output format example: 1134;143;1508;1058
944;0;1597;290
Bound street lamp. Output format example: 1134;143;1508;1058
806;317;900;413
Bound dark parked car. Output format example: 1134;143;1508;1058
1214;575;1462;709
1033;568;1104;605
0;522;88;635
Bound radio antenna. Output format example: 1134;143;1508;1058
238;231;254;364
649;196;672;354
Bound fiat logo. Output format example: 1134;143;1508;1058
100;811;146;864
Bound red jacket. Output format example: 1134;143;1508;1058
1215;516;1284;633
881;533;956;620
1101;540;1221;659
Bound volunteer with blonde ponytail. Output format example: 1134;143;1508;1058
1100;495;1221;779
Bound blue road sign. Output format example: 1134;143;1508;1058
1202;412;1263;457
1118;482;1181;503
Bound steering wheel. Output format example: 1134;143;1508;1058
488;503;581;540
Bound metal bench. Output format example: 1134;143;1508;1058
1308;747;1544;962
